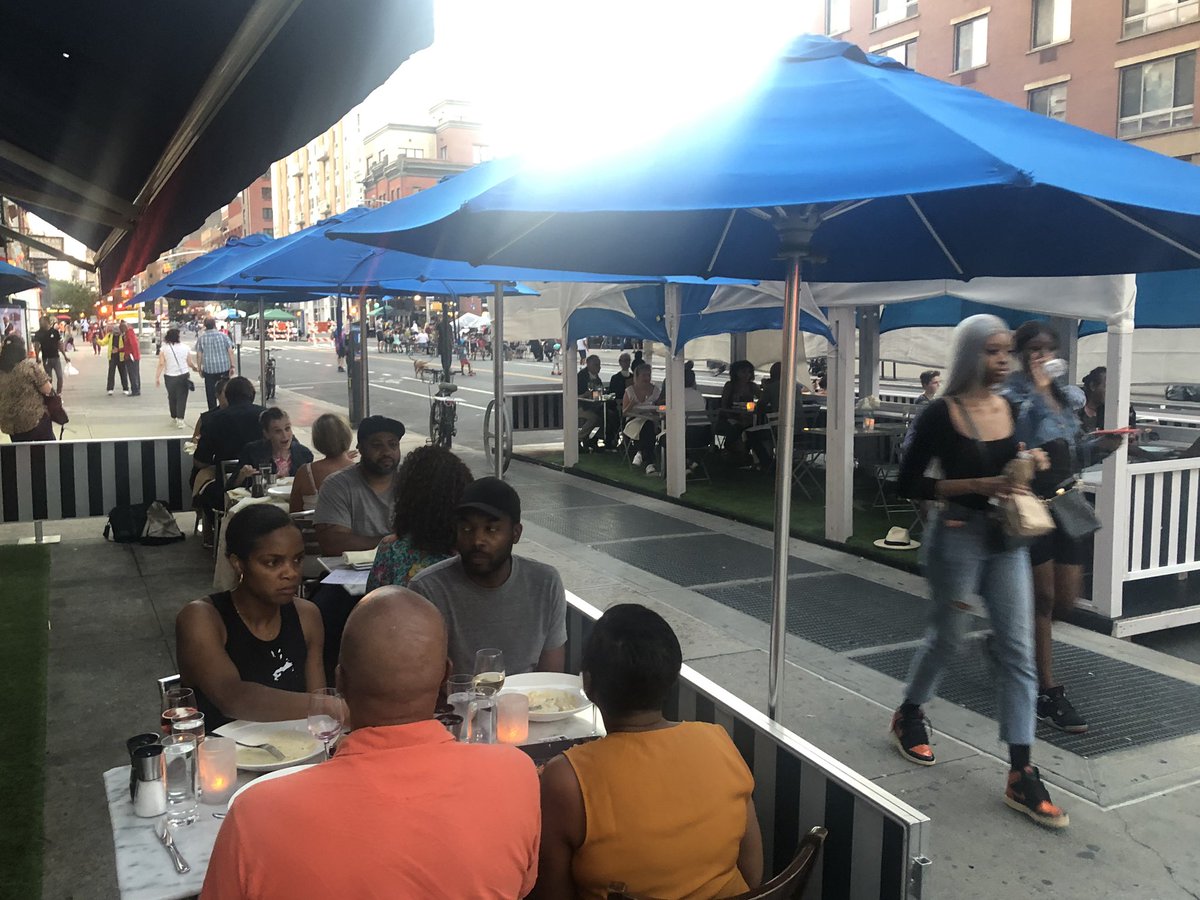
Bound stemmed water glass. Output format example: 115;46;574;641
473;649;506;696
307;688;344;760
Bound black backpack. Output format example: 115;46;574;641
1165;384;1200;403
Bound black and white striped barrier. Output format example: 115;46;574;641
509;389;564;432
0;438;193;540
564;592;932;900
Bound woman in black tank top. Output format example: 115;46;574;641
176;505;327;729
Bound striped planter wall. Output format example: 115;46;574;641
564;593;932;900
510;391;564;432
0;437;193;523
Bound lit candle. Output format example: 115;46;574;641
497;693;530;744
199;737;237;805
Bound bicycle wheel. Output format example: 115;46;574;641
482;400;513;474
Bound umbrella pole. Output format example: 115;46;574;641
258;298;265;399
360;296;370;419
492;282;505;478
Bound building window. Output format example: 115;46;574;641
438;145;449;160
398;148;426;159
826;0;850;33
262;207;273;221
954;15;988;72
874;0;917;28
879;38;917;68
1029;82;1068;120
262;228;274;238
260;186;272;200
472;144;494;164
1032;0;1071;48
1119;51;1195;136
1123;0;1199;38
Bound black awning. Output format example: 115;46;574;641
2;0;434;289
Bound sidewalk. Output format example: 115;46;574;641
10;353;1200;898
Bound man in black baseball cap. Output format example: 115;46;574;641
410;477;566;676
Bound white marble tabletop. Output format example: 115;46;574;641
103;713;603;899
103;766;248;900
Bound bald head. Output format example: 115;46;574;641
336;587;449;727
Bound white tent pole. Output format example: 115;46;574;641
858;305;880;398
664;283;686;498
258;298;265;398
826;306;856;543
1091;315;1133;619
767;251;805;720
492;282;506;479
562;318;579;468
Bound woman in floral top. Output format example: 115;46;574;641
366;445;474;590
0;336;54;442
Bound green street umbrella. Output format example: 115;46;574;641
246;308;297;321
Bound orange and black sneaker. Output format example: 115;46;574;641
1004;766;1069;829
890;707;935;766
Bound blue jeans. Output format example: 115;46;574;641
904;508;1038;746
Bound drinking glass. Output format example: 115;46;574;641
445;674;475;739
307;688;344;760
160;688;197;736
171;711;205;742
161;734;199;826
473;649;505;696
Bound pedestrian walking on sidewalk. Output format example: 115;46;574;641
120;322;142;396
101;324;130;395
0;336;55;442
90;324;100;355
892;314;1070;830
33;315;68;393
1002;322;1125;736
156;327;198;428
195;316;236;410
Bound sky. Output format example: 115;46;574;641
358;0;821;163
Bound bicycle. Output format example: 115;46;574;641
428;379;458;449
264;348;277;400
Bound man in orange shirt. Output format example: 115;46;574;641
201;587;541;899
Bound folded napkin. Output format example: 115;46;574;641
342;550;377;569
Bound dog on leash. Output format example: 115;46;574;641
413;358;436;382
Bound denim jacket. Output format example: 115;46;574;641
1001;372;1103;476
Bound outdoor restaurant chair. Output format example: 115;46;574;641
766;408;825;500
606;825;828;900
872;433;922;533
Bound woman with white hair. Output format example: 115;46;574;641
892;315;1067;829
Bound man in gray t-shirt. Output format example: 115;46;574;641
314;416;404;556
409;478;567;676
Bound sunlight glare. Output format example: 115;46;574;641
435;0;812;168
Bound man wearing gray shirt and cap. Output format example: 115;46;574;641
410;477;567;675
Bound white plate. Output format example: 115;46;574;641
228;763;318;807
500;673;592;722
266;483;293;498
213;719;328;771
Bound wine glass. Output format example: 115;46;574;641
161;687;197;736
473;648;506;696
307;688;344;760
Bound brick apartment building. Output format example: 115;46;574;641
817;0;1200;160
361;100;489;204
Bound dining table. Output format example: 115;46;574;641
103;705;604;899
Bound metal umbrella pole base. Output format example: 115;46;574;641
19;521;61;544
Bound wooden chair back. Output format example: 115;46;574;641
607;825;828;900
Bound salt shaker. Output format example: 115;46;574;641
132;745;167;818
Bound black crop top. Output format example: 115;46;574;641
193;591;308;729
898;398;1020;511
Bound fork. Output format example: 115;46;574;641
235;739;286;761
155;819;190;874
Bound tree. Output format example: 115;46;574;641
46;279;99;319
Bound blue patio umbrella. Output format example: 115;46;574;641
329;34;1200;721
129;234;278;306
0;260;45;295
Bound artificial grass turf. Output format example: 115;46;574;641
518;448;922;572
0;544;50;899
